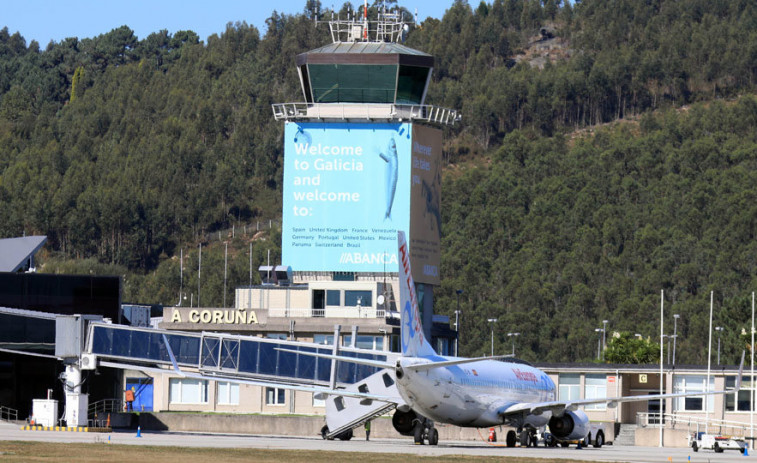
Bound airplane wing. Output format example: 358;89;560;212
502;351;745;418
275;347;513;371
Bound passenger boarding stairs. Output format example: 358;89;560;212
324;368;404;439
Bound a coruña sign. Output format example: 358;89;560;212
168;307;260;325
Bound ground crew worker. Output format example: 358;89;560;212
125;386;135;412
365;420;371;441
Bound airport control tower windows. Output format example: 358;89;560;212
396;65;430;104
309;64;397;103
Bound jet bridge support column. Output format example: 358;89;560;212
329;325;342;389
63;362;88;427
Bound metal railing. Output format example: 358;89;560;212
268;307;386;319
0;405;18;422
272;103;461;126
88;398;123;418
637;412;757;437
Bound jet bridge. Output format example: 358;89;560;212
1;306;402;431
83;322;392;387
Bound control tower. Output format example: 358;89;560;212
272;4;459;343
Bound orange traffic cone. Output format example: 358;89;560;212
106;414;111;427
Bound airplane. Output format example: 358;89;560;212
279;230;744;447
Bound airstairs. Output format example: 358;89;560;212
324;368;404;439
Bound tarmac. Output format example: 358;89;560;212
0;421;752;463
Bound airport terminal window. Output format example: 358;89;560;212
584;374;607;410
267;333;288;340
169;378;208;404
673;375;714;411
266;387;286;406
326;290;341;306
390;334;400;353
345;291;372;307
558;374;580;401
343;335;383;350
726;376;754;411
314;334;334;345
217;381;239;405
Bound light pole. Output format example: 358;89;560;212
595;328;604;360
507;332;520;356
715;326;724;365
673;314;680;365
602;320;609;360
487;318;498;356
455;289;463;357
661;334;671;364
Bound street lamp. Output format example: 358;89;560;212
507;332;520;356
455;289;463;357
487;318;498;356
595;328;604;360
673;314;680;366
602;320;609;360
715;326;724;365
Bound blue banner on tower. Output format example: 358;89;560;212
282;121;441;283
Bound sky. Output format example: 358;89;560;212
3;0;454;47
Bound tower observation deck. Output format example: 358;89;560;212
272;4;460;126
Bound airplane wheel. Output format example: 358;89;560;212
593;431;604;448
506;430;517;448
428;427;439;446
413;424;424;445
519;430;530;447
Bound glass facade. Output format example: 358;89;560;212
90;325;386;386
309;64;398;103
396;65;429;104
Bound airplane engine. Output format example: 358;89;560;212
392;409;418;436
548;410;590;441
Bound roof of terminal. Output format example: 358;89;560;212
0;236;47;272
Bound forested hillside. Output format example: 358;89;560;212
2;0;757;363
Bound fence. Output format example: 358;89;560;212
637;412;757;438
0;405;18;422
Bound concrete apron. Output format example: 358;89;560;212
121;412;507;442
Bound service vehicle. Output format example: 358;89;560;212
688;432;747;454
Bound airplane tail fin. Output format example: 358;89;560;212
397;231;435;357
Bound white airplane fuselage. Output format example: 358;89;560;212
396;355;556;427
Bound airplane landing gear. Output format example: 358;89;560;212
506;430;517;447
518;427;537;447
412;418;438;445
